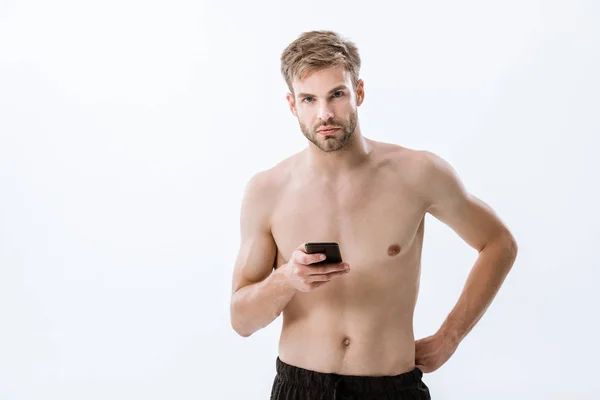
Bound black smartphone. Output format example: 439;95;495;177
304;242;343;265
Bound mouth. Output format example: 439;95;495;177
316;127;340;135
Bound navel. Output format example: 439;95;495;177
342;337;351;347
387;244;401;256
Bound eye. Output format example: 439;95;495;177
332;91;344;98
302;97;314;103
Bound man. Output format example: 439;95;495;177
229;30;518;400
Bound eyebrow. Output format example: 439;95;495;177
297;85;349;98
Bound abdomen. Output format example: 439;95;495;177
278;272;419;376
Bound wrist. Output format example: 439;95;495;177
439;323;462;348
273;263;298;293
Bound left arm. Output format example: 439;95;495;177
415;151;518;371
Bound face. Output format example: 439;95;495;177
286;66;364;152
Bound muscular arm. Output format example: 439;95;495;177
230;172;297;337
419;151;518;346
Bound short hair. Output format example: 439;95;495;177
280;30;361;95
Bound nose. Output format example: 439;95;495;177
317;104;334;122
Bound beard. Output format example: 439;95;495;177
299;109;358;152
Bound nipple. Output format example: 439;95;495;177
387;244;401;256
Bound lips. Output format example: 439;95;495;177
317;127;340;134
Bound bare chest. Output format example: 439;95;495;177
270;174;427;270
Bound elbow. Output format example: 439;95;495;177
230;299;254;338
499;231;518;268
506;232;518;261
233;327;253;338
231;319;253;338
482;231;518;265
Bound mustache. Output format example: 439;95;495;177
315;122;342;129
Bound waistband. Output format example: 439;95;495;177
275;357;423;394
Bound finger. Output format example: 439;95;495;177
307;262;349;275
293;250;326;265
308;269;349;282
308;280;330;290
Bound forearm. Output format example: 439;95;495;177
439;234;518;345
230;265;297;337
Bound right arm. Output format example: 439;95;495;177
229;171;351;337
229;171;296;337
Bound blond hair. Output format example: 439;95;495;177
280;30;361;95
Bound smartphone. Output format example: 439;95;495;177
304;242;343;265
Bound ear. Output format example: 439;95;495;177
286;93;298;117
356;79;365;106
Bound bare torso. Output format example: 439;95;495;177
268;140;428;376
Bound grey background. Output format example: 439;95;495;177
1;0;598;399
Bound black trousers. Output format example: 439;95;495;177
270;357;432;400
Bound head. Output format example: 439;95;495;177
281;30;365;152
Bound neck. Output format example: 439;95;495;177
304;124;372;179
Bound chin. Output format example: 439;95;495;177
320;140;346;152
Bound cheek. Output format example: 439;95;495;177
298;109;316;124
335;102;350;115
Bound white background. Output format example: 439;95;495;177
1;1;599;399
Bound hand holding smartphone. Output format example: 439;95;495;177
281;242;349;292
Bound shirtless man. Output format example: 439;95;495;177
230;30;518;400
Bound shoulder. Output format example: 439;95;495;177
241;152;300;217
409;150;467;213
410;149;458;182
244;153;298;197
375;142;451;180
378;143;466;208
